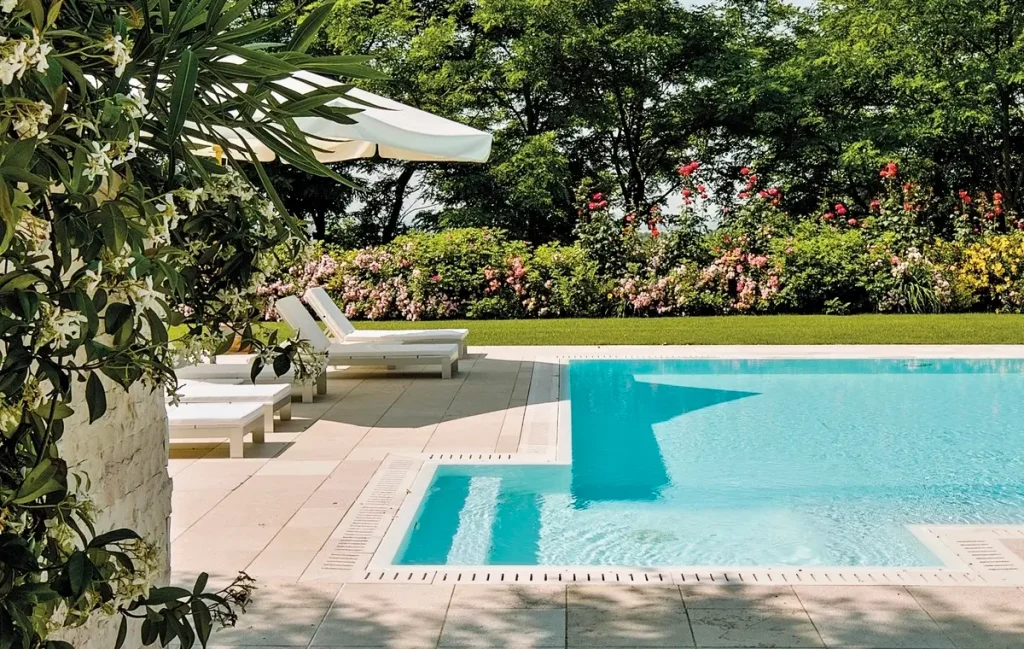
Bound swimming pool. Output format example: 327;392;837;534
393;358;1024;567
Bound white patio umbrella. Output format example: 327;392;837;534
190;63;492;164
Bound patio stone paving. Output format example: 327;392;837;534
169;346;1024;649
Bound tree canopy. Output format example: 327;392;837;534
271;0;1024;246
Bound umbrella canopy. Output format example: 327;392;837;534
191;66;492;164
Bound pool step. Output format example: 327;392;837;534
911;525;1024;584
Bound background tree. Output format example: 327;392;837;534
741;0;1024;226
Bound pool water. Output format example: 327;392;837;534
394;359;1024;567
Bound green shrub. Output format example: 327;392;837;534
770;225;872;314
526;244;609;317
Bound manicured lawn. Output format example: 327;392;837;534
255;313;1024;345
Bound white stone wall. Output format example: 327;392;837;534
57;379;172;649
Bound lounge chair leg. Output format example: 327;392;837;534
317;372;327;395
280;402;292;421
302;382;314;403
262;404;274;434
459;342;467;358
442;362;452;379
229;431;244;458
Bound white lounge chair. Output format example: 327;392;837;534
175;360;318;403
167;402;265;458
303;287;469;358
275;296;460;379
175;380;292;433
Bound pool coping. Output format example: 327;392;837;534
301;345;1024;586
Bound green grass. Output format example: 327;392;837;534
255;313;1024;345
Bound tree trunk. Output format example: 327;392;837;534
382;166;415;243
312;211;326;240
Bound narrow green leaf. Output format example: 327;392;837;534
289;3;333;53
23;0;43;29
168;49;199;142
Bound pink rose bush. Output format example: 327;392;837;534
259;160;1024;320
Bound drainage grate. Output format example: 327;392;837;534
425;453;516;461
957;540;1019;571
349;567;987;586
301;456;419;581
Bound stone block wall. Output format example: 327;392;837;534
57;379;172;649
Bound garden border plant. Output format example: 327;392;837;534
0;0;376;648
261;162;1024;321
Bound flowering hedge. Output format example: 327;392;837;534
264;163;1024;320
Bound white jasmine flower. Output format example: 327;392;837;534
112;132;138;167
260;200;278;220
1;0;18;13
103;33;132;77
150;193;183;244
51;311;87;346
134;276;164;315
84;141;112;180
26;30;50;73
0;38;28;84
12;100;51;139
65;116;99;137
122;91;149;119
173;187;202;212
83;264;103;293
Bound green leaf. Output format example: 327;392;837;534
248;356;264;384
99;210;128;253
0;271;39;294
0;607;13;649
272;352;291;377
104;303;133;337
168;49;199;142
0;534;39;571
45;0;62;27
144;586;192;605
88;528;141;549
23;0;43;29
13;458;63;504
85;373;106;424
67;551;88;597
114;616;128;649
289;3;333;53
191;600;213;648
192;572;208;596
141;617;158;646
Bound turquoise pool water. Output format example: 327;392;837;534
394;359;1024;567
